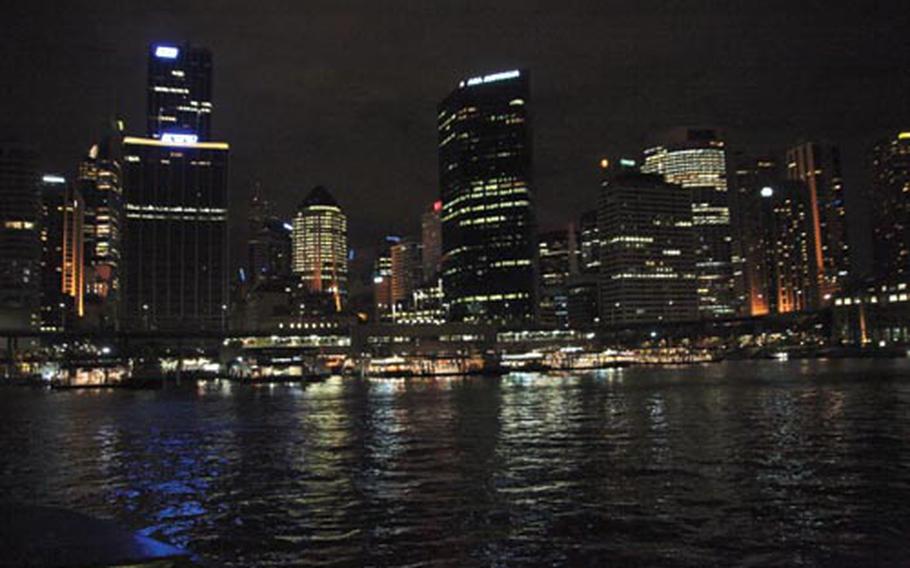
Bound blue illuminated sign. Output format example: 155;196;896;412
154;46;179;59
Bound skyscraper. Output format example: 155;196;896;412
578;209;601;274
598;162;697;325
248;188;292;285
785;142;849;298
292;186;348;311
438;69;536;325
78;128;124;327
147;43;213;140
0;143;41;330
121;136;229;330
729;155;778;316
642;128;736;319
390;238;422;306
421;201;442;281
372;243;394;322
538;229;575;328
869;132;910;283
39;174;84;330
759;181;818;314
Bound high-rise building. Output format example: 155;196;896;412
642;128;736;319
421;201;442;281
292;186;348;311
0;143;41;331
147;43;213;140
567;275;599;329
729;155;778;316
869;132;910;283
248;188;292;285
391;238;422;306
579;209;601;274
759;181;818;314
598;163;697;325
390;278;446;325
438;69;536;325
785;142;849;299
78;129;124;327
372;243;394;322
39;174;84;330
538;229;575;328
121;136;229;330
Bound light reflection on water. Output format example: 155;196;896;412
2;360;910;566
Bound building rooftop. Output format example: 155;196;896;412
299;185;339;209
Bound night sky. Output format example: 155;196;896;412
3;0;909;277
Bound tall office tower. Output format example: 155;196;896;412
438;69;536;325
869;132;910;283
248;189;292;285
598;163;697;325
642;128;736;319
729;155;778;316
538;229;575;328
78;131;124;327
292;186;348;311
147;43;213;140
391;238;422;305
785;142;849;298
0;143;41;330
39;175;84;330
121;135;229;330
579;209;601;274
372;245;394;321
421;200;443;281
759;181;818;314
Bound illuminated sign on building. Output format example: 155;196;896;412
154;46;179;59
459;70;521;88
161;132;199;145
42;174;66;185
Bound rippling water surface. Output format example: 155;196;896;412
3;359;910;566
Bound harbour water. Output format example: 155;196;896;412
2;359;910;566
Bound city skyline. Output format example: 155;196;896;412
3;1;910;268
3;6;910;565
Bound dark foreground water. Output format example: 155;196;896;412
3;360;910;566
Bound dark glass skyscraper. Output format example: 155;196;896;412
538;229;575;328
729;155;778;316
598;163;698;325
39;174;84;331
248;188;292;285
869;132;910;283
785;141;849;299
147;43;213;140
438;69;536;325
0;143;41;331
121;136;229;330
578;209;601;274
